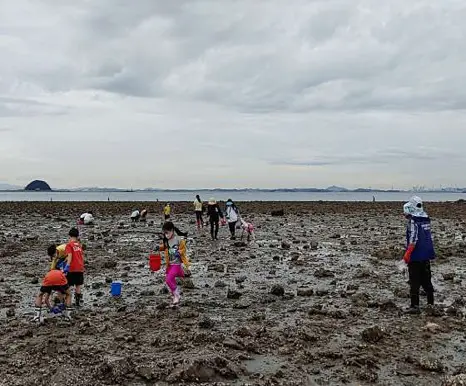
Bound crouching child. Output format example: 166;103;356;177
33;269;72;323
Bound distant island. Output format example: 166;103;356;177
24;180;52;191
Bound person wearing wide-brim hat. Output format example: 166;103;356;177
206;198;223;241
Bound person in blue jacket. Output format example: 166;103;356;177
401;196;435;314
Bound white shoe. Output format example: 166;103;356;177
173;288;181;305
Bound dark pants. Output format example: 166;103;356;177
408;261;434;307
228;221;236;237
210;218;219;239
196;211;203;225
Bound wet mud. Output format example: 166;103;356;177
1;201;466;385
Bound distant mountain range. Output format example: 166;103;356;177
0;183;22;190
1;182;465;193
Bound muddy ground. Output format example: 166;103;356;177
1;201;466;386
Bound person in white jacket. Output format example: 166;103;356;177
225;199;240;240
79;212;94;225
193;195;204;229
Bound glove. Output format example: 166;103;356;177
154;245;160;252
63;264;70;274
403;244;415;263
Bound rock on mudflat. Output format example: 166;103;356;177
270;284;285;296
297;288;314;297
361;326;385;343
443;374;466;386
227;289;242;300
198;316;215;329
418;357;445;373
167;355;243;383
214;280;227;288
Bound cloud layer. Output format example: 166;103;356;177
1;0;465;189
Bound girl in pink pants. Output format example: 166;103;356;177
159;222;190;306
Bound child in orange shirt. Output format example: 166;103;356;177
33;269;72;323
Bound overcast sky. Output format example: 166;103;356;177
1;0;465;189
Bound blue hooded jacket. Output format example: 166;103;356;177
406;216;435;262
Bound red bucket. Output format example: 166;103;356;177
149;253;161;272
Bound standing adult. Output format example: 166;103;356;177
225;199;240;240
400;196;436;314
194;195;204;229
207;198;223;241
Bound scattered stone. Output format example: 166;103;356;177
30;277;39;285
270;284;285;297
136;366;154;381
198;316;215;329
167;355;242;383
423;322;441;333
105;277;113;284
330;234;341;239
208;263;225;273
103;261;117;269
92;282;104;289
223;338;245;350
314;268;335;278
235;276;247;284
227;289;242;300
233;241;247;248
315;288;329;296
418;357;445;373
214;281;227;288
6;308;15;317
361;326;385;343
424;305;445;317
443;272;456;281
443;374;466;386
297;288;314;297
310;240;318;250
141;290;155;297
281;241;291;250
183;279;195;289
271;209;284;217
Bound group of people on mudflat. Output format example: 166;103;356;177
32;194;435;322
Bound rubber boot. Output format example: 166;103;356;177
75;293;83;307
405;294;421;314
427;292;434;306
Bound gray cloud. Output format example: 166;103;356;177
0;0;465;189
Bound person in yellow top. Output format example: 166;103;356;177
193;195;204;229
156;221;190;306
163;203;171;220
47;244;67;270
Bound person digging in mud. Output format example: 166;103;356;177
156;222;190;306
400;196;435;314
225;199;240;240
64;227;85;307
47;243;67;270
79;211;94;225
194;195;204;229
207;198;224;241
33;267;72;324
140;208;148;222
131;209;141;222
